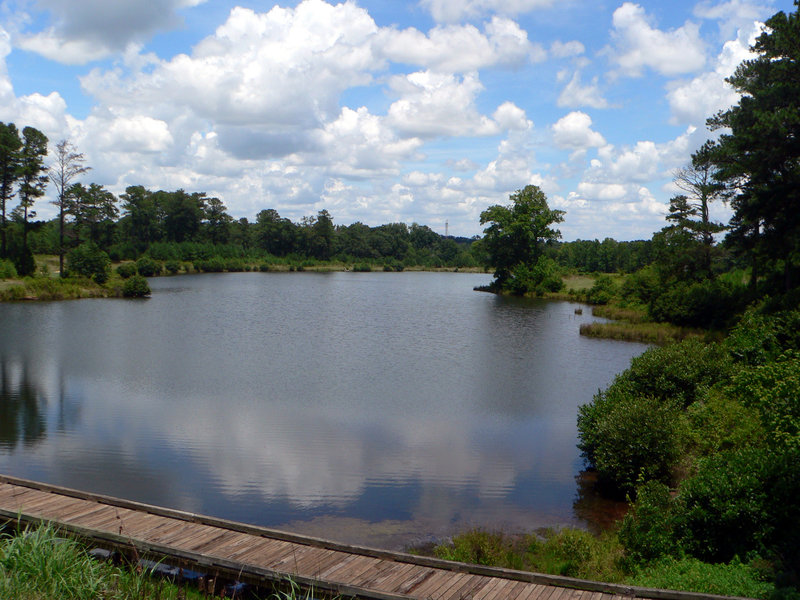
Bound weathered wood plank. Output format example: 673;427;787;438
0;479;728;600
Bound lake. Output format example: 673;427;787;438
0;272;648;549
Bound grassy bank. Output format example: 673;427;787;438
579;320;704;344
0;276;116;301
429;528;775;599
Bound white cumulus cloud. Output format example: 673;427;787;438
552;111;606;150
608;2;707;77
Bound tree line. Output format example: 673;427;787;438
0;124;657;278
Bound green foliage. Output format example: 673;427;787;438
628;557;774;599
725;309;800;366
434;529;512;566
193;256;225;272
528;528;624;580
480;185;564;289
0;258;16;278
122;274;151;298
619;481;681;564
648;278;747;329
164;260;181;274
620;265;661;305
353;263;372;272
503;257;564;295
676;447;775;562
12;242;35;276
727;352;800;450
706;4;800;294
686;392;764;456
618;339;732;406
433;528;626;582
586;274;617;304
578;339;732;495
580;394;687;496
224;258;246;272
115;263;136;279
135;256;161;277
66;241;110;284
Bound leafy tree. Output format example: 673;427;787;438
49;139;90;276
255;208;296;256
160;189;205;243
707;2;800;292
69;183;118;247
203;196;232;245
119;186;161;252
14;127;48;274
66;241;110;284
0;122;22;258
479;185;564;291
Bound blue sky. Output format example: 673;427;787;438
0;0;793;240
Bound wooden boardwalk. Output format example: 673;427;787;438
0;475;728;600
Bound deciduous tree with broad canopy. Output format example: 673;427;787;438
479;184;564;294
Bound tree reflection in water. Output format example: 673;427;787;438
0;359;46;449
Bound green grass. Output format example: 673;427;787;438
433;528;627;583
579;321;705;344
0;522;210;599
431;528;777;599
627;557;775;599
0;275;113;301
0;522;346;600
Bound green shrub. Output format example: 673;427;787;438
353;263;372;272
676;447;774;562
506;258;564;295
122;274;151;298
67;242;111;284
164;260;181;274
135;256;161;277
614;339;732;407
648;279;747;329
224;258;246;272
725;309;800;366
580;394;687;496
621;265;660;304
434;530;511;566
619;481;681;564
628;557;774;599
686;392;764;456
194;257;225;272
115;263;137;279
727;353;800;451
0;258;17;279
587;274;617;305
12;243;36;277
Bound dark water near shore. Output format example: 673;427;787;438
0;272;647;549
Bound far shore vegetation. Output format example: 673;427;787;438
1;3;799;599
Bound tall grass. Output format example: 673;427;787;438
431;528;775;598
0;523;210;599
579;322;704;344
0;522;344;600
0;276;111;301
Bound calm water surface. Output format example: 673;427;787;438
0;272;647;548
